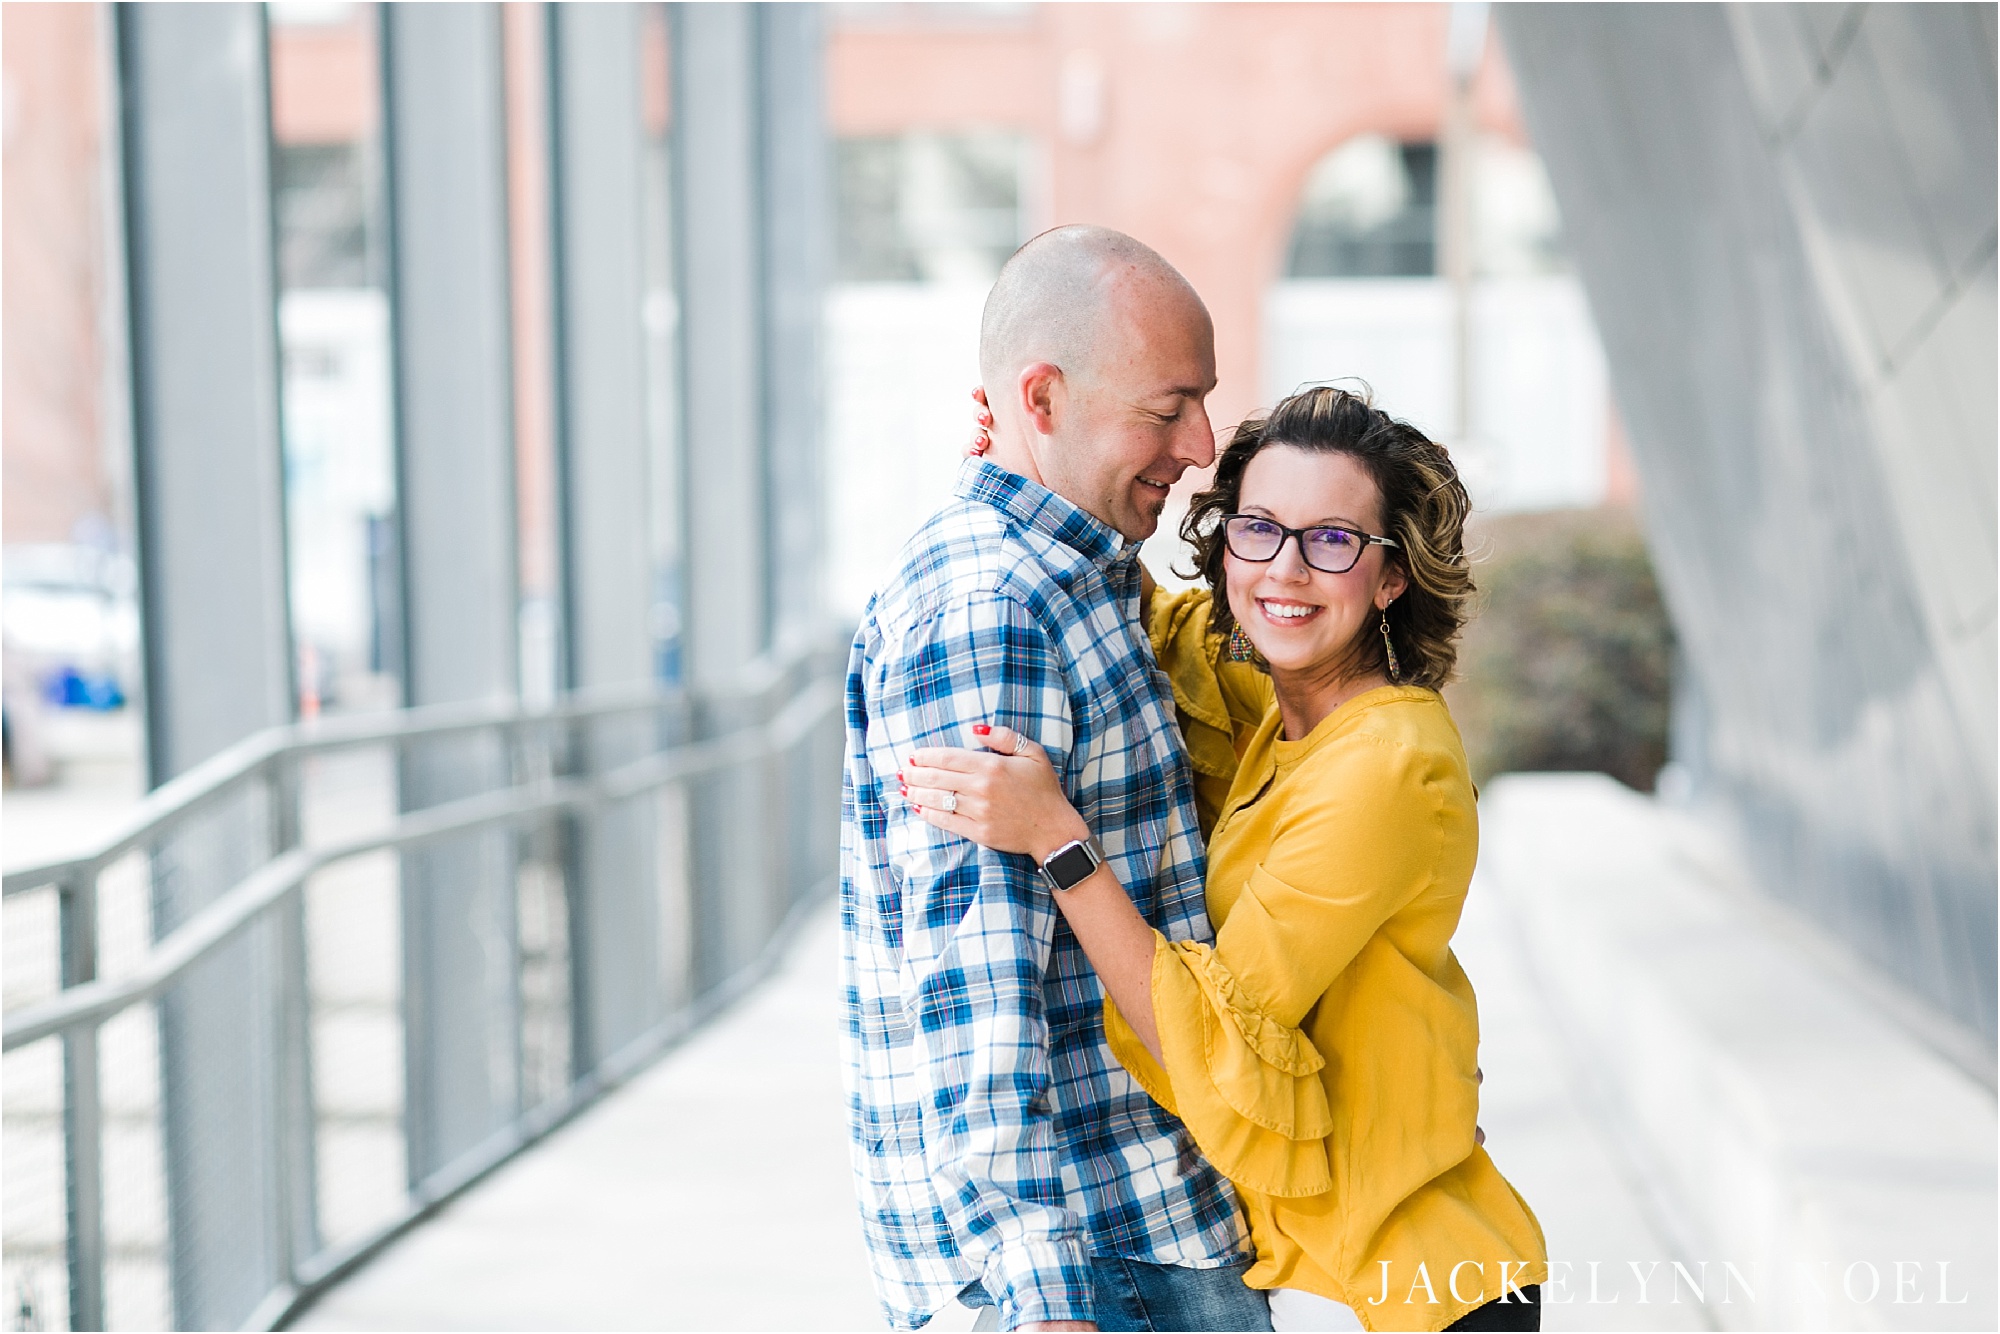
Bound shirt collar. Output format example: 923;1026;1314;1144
955;457;1131;570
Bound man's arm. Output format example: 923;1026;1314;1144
870;591;1097;1330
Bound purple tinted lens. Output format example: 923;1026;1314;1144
1303;528;1361;570
1226;517;1283;558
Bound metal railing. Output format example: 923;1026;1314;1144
1;641;847;1331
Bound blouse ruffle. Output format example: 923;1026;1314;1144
1106;934;1334;1199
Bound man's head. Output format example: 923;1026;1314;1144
978;226;1218;542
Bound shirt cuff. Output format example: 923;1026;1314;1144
983;1235;1095;1329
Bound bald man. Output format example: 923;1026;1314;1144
839;228;1270;1333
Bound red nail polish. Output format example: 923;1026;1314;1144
972;724;991;735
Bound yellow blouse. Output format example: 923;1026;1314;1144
1104;590;1547;1332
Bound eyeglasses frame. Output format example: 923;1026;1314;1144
1219;513;1401;575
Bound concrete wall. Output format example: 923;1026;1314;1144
1497;5;1997;1044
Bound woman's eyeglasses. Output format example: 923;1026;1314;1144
1220;514;1399;575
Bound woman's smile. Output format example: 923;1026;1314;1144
1256;597;1323;623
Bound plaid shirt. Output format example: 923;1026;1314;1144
839;459;1246;1331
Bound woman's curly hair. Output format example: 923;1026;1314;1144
1182;385;1475;691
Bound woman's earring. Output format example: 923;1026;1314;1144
1379;608;1401;681
1228;622;1257;663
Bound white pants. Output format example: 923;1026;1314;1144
1267;1286;1365;1331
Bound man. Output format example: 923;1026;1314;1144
839;226;1270;1333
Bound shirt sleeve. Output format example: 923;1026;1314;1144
866;590;1094;1328
1103;732;1453;1199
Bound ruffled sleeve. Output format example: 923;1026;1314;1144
1104;934;1334;1199
1146;589;1273;836
1103;728;1459;1200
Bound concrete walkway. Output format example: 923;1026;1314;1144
293;866;1699;1331
292;903;891;1331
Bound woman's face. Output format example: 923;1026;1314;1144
1223;444;1409;679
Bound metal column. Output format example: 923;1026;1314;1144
117;4;293;1327
756;5;838;916
758;3;831;658
380;2;524;1189
670;3;830;991
672;2;767;994
547;2;660;1067
673;3;768;688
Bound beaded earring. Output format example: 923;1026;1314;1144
1379;607;1401;681
1227;622;1258;663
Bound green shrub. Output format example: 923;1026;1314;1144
1446;508;1674;792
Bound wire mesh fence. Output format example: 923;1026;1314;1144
1;642;844;1331
3;1035;67;1332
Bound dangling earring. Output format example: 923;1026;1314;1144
1379;607;1401;681
1228;621;1258;663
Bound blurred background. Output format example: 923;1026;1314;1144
1;3;1991;1332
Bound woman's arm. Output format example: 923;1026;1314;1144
910;717;1490;1184
903;726;1167;1061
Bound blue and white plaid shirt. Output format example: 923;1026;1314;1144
839;459;1247;1331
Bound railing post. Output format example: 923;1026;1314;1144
267;754;320;1282
505;715;529;1117
59;876;106;1332
557;706;593;1084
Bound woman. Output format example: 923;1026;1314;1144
902;387;1547;1332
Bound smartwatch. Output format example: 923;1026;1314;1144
1038;836;1105;893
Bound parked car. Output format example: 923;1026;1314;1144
2;544;141;712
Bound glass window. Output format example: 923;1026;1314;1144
274;143;383;290
639;4;683;686
1285;135;1438;279
1473;135;1568;277
268;2;399;717
835;131;1025;283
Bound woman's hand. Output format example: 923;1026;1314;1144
911;725;1163;1062
967;385;993;456
902;724;1089;861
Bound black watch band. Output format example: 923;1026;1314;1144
1038;836;1105;893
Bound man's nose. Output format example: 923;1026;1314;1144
1176;403;1218;470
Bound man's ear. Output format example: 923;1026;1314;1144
1017;362;1063;437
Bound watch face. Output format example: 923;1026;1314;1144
1045;842;1097;890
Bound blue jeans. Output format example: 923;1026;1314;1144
964;1256;1273;1332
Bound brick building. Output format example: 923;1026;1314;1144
3;2;1624;659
